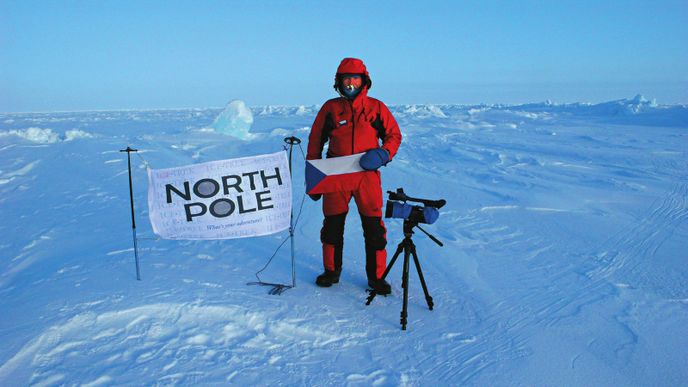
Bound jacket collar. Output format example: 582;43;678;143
342;86;369;111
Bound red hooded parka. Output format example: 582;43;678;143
307;58;402;280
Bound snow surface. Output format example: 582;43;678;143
1;96;687;385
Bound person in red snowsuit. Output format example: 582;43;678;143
307;58;402;294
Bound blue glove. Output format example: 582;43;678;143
359;148;390;171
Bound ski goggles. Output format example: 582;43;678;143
340;74;363;89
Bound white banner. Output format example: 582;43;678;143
147;151;292;240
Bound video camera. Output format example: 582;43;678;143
385;188;446;225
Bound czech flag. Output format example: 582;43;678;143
306;153;367;194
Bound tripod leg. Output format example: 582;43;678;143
366;240;403;305
411;245;434;310
382;241;404;281
401;246;411;330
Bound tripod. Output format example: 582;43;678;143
366;219;442;330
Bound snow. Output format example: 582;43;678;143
1;97;687;385
208;100;254;139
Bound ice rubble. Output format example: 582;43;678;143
0;127;60;144
209;100;254;139
0;127;95;143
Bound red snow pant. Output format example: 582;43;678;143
320;171;387;280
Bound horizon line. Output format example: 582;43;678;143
1;95;683;115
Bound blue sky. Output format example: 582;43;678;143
1;0;686;112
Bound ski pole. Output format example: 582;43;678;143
120;146;141;280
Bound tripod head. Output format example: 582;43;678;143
402;219;444;247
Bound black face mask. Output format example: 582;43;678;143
339;84;362;99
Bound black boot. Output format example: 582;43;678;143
316;270;341;287
368;278;391;295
